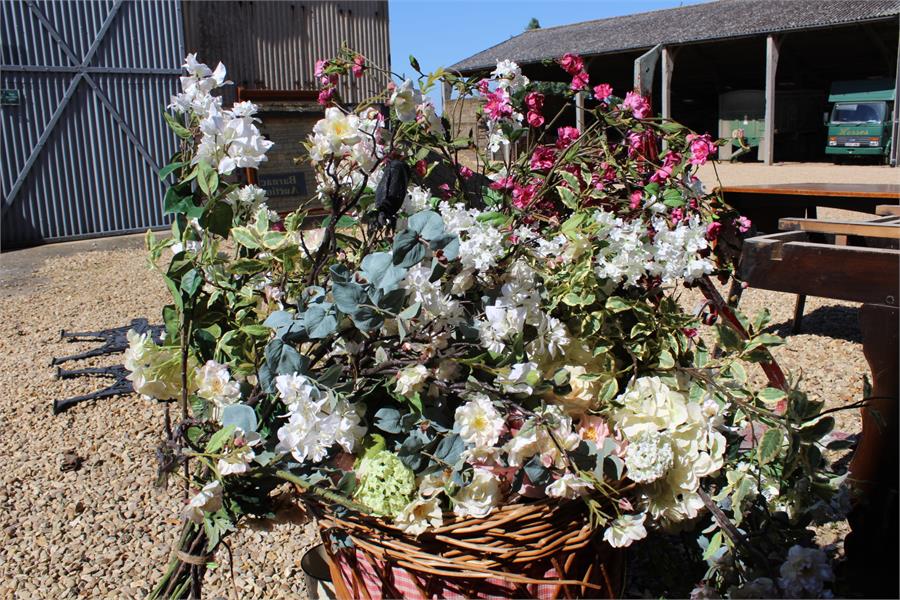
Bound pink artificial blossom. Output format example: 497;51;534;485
476;79;491;95
558;53;585;75
706;221;722;240
670;207;684;223
489;175;516;191
527;111;545;128
683;327;699;339
630;190;643;209
525;92;545;127
570;71;589;91
317;87;335;106
622;91;651;119
649;151;682;184
415;159;428;178
457;164;474;180
314;59;327;78
593;83;613;101
555;126;581;149
578;416;625;457
734;215;752;233
511;182;539;210
484;88;513;120
530;146;557;171
686;133;717;166
437;183;453;199
351;54;367;78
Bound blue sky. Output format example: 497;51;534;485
389;0;697;106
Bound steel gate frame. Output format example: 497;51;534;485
1;0;184;247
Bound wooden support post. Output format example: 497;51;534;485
441;80;452;118
892;15;900;167
575;91;586;132
764;35;780;166
661;46;674;121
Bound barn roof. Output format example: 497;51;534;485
450;0;900;72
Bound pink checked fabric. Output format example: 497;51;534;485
331;546;581;600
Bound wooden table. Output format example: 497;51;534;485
720;183;900;233
739;223;899;597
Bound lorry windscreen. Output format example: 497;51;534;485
830;101;887;124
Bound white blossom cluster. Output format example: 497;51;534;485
195;360;241;416
274;373;366;462
169;55;272;175
402;264;464;330
592;210;714;286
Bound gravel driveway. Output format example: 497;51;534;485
0;221;868;597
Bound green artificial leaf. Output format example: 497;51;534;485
303;304;337;339
206;425;236;453
716;323;743;352
702;531;724;561
556;185;578;209
158;160;188;181
430;234;459;261
180;268;203;299
332;281;367;314
231;227;260;249
662;188;685;208
221;404;258;433
758;387;787;404
605;296;630;313
329;264;351;283
265;339;308;376
758;427;783;465
163;111;192;139
350;305;384;332
398;302;421;320
374;407;405;434
407;210;445;240
197;161;219;197
202;201;234;238
392;229;426;268
360;252;406;291
229;258;268;275
799;416;835;442
657;349;675;369
598;377;619;404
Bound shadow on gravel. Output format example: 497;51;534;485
767;305;863;344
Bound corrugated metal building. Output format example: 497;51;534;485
1;0;389;249
451;0;899;166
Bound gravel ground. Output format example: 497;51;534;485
0;244;317;599
0;215;868;596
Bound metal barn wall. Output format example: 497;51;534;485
183;1;390;105
1;0;184;248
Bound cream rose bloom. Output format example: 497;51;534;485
452;468;501;518
454;394;505;448
395;496;443;536
395;364;429;396
603;512;648;548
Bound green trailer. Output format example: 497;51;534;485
826;79;895;161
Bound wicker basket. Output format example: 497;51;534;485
302;495;624;600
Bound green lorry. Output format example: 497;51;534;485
826;79;895;161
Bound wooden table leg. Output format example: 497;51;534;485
844;303;899;598
791;294;806;334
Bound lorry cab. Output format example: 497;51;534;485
826;79;895;161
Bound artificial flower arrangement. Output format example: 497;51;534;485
134;50;847;598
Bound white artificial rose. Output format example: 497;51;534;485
313;107;361;153
454;393;505;448
778;545;833;597
275;372;321;412
494;362;540;395
614;376;689;437
394;496;443;536
195;360;241;410
546;473;593;499
395;364;429;397
452;468;501;518
390;79;422;122
184;480;223;523
602;513;648;548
